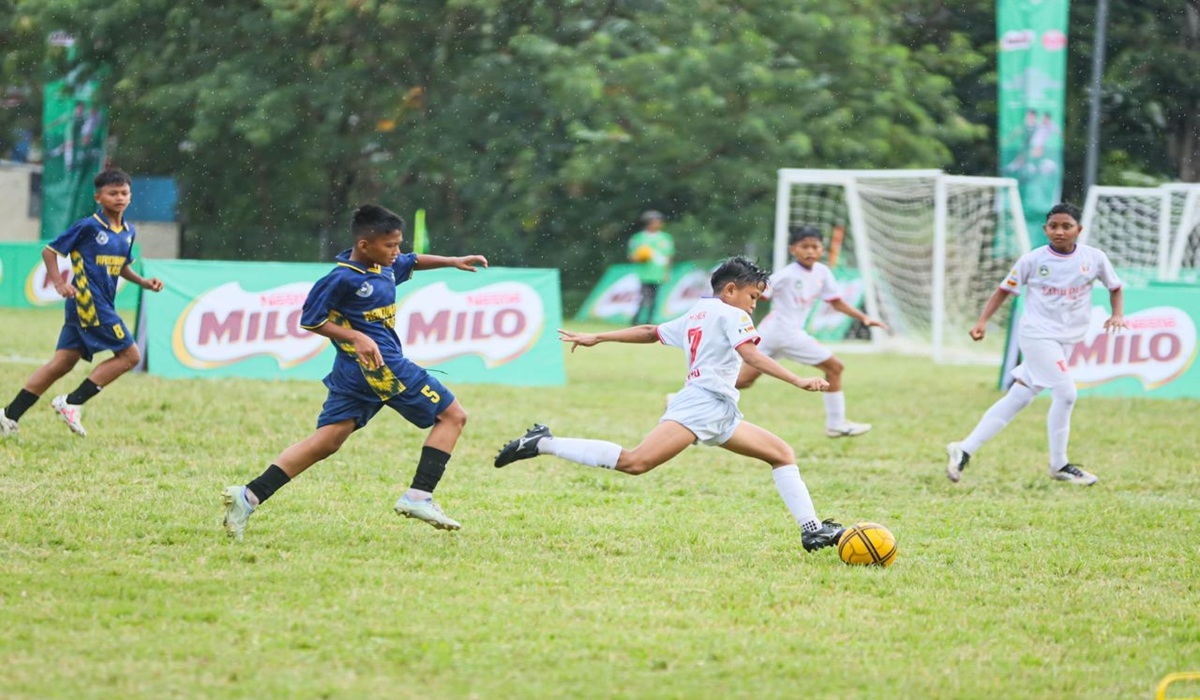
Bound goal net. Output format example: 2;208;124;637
774;169;1031;362
1080;183;1200;283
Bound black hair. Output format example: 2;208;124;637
93;169;131;190
710;256;770;292
787;224;823;245
1046;201;1082;223
351;204;406;239
640;210;664;224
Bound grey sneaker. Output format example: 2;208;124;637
946;442;970;482
0;408;17;437
1050;463;1098;485
394;495;462;531
51;395;86;437
826;421;871;438
222;486;255;540
494;423;553;468
802;519;846;553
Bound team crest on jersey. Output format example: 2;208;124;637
96;231;109;245
1080;262;1091;274
1038;264;1050;277
356;281;374;297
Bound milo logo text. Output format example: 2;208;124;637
399;281;543;367
1069;306;1197;389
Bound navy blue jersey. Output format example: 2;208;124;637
45;212;136;328
300;249;419;400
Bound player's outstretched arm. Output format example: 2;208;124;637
120;263;164;292
737;342;828;392
41;246;75;298
558;325;658;353
969;288;1013;341
1104;287;1127;334
414;254;489;272
829;299;888;331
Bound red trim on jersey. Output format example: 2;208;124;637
998;286;1019;295
1046;245;1077;258
824;296;842;303
654;325;665;344
734;335;761;348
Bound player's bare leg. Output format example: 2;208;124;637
720;421;844;552
396;400;468;531
815;355;870;438
613;420;697;475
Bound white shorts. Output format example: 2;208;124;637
1011;336;1073;391
660;384;743;446
759;331;834;366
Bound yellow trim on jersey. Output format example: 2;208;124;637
92;213;126;233
45;244;66;256
70;251;99;327
335;261;383;275
300;318;329;331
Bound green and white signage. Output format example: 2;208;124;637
0;242;140;310
139;259;564;386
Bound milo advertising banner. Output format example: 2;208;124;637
138;260;564;386
0;242;140;309
997;0;1069;246
574;261;715;324
1002;284;1200;399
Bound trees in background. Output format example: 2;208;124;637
1;0;1195;286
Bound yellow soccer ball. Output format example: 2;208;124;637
633;244;654;262
837;522;897;567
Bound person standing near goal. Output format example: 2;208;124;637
493;256;849;553
736;225;888;438
946;202;1126;485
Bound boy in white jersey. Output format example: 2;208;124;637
946;202;1126;485
493;256;850;553
737;225;887;437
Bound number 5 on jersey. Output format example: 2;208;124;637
421;385;440;403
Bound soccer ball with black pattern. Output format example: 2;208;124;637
836;522;897;567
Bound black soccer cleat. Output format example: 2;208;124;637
494;423;553;468
802;518;846;553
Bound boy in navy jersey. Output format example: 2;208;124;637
0;169;164;438
222;204;487;539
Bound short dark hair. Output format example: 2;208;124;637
640;210;664;224
351;204;405;239
1046;201;1082;223
94;169;131;190
710;256;770;292
788;224;823;245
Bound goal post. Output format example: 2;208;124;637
1079;183;1200;283
774;169;1031;362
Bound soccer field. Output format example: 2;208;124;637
2;307;1197;699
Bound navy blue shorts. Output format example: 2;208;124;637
316;371;455;431
56;321;134;362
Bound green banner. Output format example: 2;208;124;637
997;0;1068;247
1002;283;1200;399
41;61;109;240
575;261;715;324
138;260;565;386
0;242;139;310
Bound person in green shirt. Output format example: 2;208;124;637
626;210;675;324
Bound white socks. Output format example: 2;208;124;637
961;382;1037;455
772;465;820;532
1047;382;1077;470
538;437;621;469
822;391;846;429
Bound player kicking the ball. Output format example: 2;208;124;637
946;202;1126;485
494;256;848;553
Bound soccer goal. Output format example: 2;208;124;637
773;169;1031;363
1080;183;1200;283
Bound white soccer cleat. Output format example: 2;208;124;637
826;421;871;438
0;408;17;437
946;442;969;483
222;485;255;540
50;395;86;437
1050;463;1098;486
394;495;462;531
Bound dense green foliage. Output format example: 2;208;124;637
2;308;1199;698
2;1;1197;284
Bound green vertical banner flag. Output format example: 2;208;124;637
41;37;109;240
413;209;428;255
997;0;1069;247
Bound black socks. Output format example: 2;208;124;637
66;379;103;406
247;464;292;504
410;446;451;493
5;389;39;422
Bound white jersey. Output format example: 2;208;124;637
758;261;842;340
1001;243;1121;343
656;297;760;402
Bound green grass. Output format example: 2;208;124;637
2;307;1198;699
